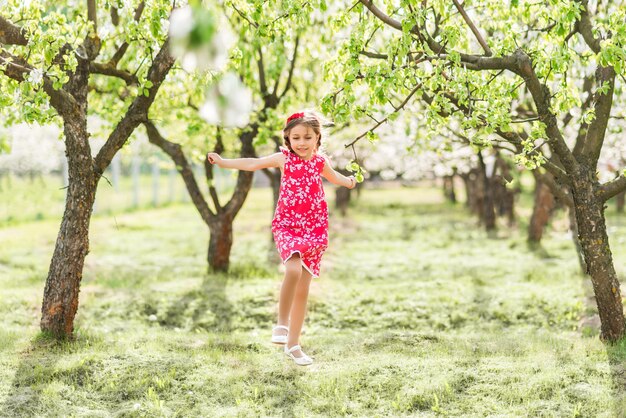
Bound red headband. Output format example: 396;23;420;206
286;112;305;124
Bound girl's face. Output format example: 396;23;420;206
288;125;319;160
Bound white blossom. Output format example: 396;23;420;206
198;99;219;126
168;6;193;40
200;72;253;128
168;6;234;72
28;68;44;85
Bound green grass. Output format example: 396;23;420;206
1;183;626;417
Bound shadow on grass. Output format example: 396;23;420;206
0;333;100;417
577;266;625;416
264;368;301;417
0;341;51;417
136;265;278;333
527;240;554;259
158;273;235;332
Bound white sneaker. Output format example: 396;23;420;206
271;325;289;344
284;344;313;366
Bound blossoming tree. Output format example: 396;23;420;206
141;0;333;271
0;0;176;338
325;0;626;341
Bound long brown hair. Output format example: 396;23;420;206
283;112;322;153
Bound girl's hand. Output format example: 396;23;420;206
348;176;357;189
206;152;223;166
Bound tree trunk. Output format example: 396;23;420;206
146;121;257;274
40;119;96;338
460;173;473;210
528;178;555;243
268;168;281;216
208;216;234;272
465;169;482;215
442;175;456;203
571;173;625;341
477;152;496;232
494;154;516;226
335;187;351;216
335;168;353;216
264;167;282;263
500;184;516;226
568;205;588;274
205;129;256;271
35;34;173;340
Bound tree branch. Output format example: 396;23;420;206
425;82;571;185
569;76;594;157
94;38;175;174
222;126;258;215
0;16;28;45
109;2;145;66
358;0;517;72
230;3;258;28
359;0;402;31
144;120;215;224
345;83;421;148
576;0;602;53
87;0;98;33
261;167;280;182
78;0;102;64
359;50;388;59
513;49;579;173
451;0;492;56
110;6;120;26
1;15;82;74
0;49;80;117
90;61;139;85
598;174;626;202
278;35;300;100
501;128;570;183
204;158;222;213
445;127;518;154
579;65;616;169
204;128;224;212
534;169;574;208
257;47;268;95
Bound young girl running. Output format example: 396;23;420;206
206;111;356;366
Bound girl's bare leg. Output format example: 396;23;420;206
273;254;303;339
287;267;313;358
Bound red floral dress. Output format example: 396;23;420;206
271;146;329;278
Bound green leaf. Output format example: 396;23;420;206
366;131;379;143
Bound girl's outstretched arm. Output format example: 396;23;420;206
321;156;357;189
207;152;284;171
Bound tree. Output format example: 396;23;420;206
528;172;557;243
325;0;626;341
140;0;332;271
0;1;176;338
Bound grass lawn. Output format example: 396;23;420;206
1;183;626;417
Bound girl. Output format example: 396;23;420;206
206;111;356;366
